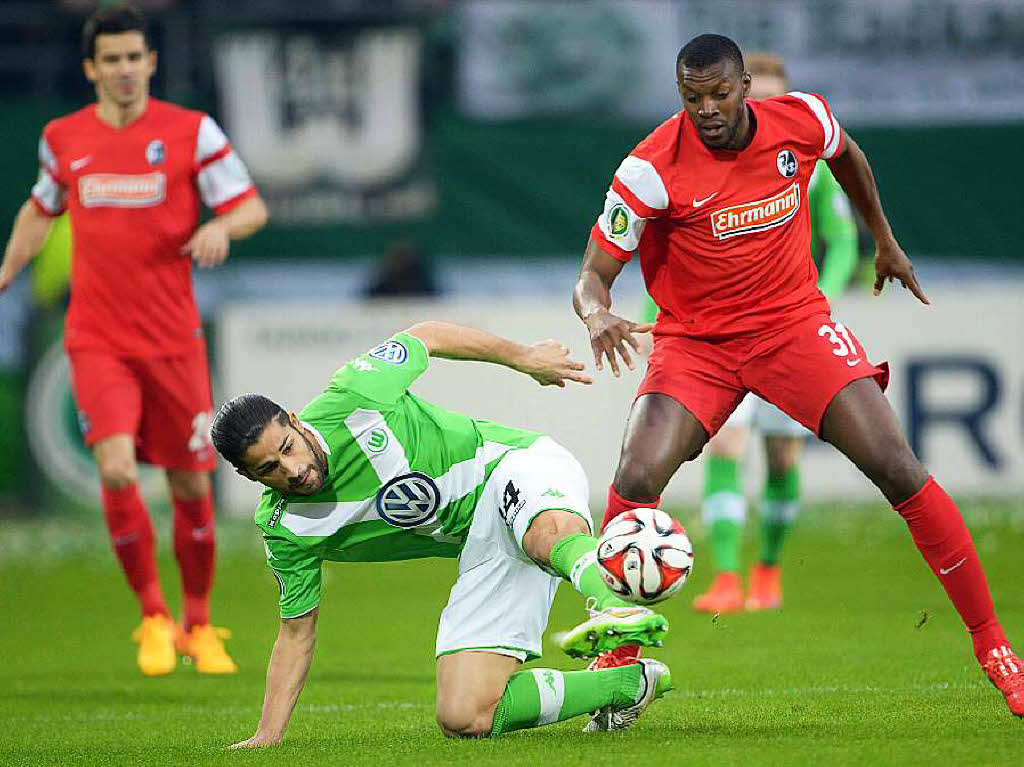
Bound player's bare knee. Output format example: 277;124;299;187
866;440;928;503
436;700;495;738
167;470;210;501
97;458;138;489
613;462;663;503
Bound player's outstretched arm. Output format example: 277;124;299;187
573;237;654;377
826;136;929;305
182;194;268;269
0;200;53;293
229;608;318;749
406;321;592;388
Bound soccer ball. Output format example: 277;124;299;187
597;508;694;605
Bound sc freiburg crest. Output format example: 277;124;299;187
776;149;798;178
376;472;440;527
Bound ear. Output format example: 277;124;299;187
289;411;302;430
83;58;97;85
147;50;158;76
741;72;752;97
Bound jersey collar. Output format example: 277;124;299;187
302;421;332;456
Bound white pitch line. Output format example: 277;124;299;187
8;680;990;725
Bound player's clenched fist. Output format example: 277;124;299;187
583;308;654;377
181;220;230;268
872;237;929;305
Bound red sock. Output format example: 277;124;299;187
172;491;216;631
603;484;662;531
102;483;168;618
895;477;1007;664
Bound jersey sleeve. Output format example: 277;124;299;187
590;155;670;262
328;331;430;404
264;534;323;619
809;163;858;297
194;114;257;214
30;131;67;217
785;92;844;159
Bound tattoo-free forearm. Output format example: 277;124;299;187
254;616;316;740
213;195;268;240
1;200;53;286
406;321;529;371
573;238;623;321
827;138;893;243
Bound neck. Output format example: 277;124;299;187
95;95;148;128
725;104;754;151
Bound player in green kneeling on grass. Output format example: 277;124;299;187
638;51;860;614
211;321;671;747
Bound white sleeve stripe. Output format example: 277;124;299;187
195;114;229;163
787;91;841;158
38;136;57;174
823;113;843;158
614;156;669;211
31;169;65;214
198;151;253;208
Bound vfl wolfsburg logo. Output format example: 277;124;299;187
368;341;408;365
366;428;389;454
608;204;629;238
376;472;440;527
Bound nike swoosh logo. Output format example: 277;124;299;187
939;557;967;575
692;192;718;208
846;358;862;367
70;156;92;171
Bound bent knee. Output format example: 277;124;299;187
436;703;496;738
97;458;138;489
614;458;685;503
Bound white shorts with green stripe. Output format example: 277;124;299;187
435;436;593;662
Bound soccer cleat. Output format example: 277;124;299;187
583;658;673;732
692;572;744;614
587;644;642;671
745;563;783;610
131;614;176;676
176;624;238;674
560;604;668;659
982;645;1024;717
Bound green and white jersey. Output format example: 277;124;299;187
255;332;541;618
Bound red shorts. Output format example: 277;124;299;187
638;313;889;438
68;340;216;471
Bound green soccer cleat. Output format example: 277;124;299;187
559;603;669;659
584;658;673;732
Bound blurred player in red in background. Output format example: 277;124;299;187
572;33;1023;718
0;3;267;676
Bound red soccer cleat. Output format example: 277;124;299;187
587;643;642;671
692;572;744;614
982;645;1024;717
745;563;783;610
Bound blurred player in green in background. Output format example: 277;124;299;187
640;53;859;614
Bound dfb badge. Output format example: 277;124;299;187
776;149;797;178
146;139;166;165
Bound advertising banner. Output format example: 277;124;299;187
216;289;1024;514
458;0;1024;126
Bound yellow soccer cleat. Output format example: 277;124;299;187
131;614;177;676
176;624;238;674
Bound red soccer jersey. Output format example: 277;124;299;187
591;92;845;340
30;98;256;357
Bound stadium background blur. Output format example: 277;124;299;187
1;2;1023;764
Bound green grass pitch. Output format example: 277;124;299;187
1;499;1022;766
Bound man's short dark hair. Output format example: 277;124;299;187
210;394;289;471
82;2;148;60
677;34;744;74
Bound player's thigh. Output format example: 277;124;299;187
820;377;927;504
742;314;888;437
68;349;142;449
435;650;519;736
135;343;216;471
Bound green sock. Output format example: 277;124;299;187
549;533;631;610
759;466;800;566
490;665;642;736
702;455;746;573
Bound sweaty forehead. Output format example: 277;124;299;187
678;61;740;91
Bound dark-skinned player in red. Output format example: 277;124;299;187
571;33;1023;718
